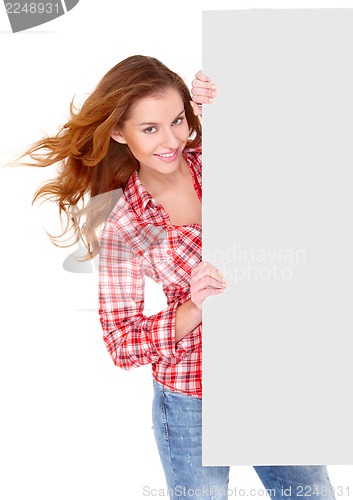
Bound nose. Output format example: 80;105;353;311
160;126;179;150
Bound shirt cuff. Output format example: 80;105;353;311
147;293;196;361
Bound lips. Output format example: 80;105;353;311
154;149;179;162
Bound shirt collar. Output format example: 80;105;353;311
124;169;156;218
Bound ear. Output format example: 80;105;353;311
111;129;127;145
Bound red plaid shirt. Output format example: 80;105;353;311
98;146;202;398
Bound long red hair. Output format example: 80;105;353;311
21;55;202;259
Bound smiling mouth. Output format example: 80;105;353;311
154;149;178;159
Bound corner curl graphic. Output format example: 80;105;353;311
4;0;79;33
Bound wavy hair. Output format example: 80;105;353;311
20;55;202;260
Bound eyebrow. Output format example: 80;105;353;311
138;109;185;127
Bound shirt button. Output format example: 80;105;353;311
166;250;171;255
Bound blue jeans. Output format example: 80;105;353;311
152;380;336;499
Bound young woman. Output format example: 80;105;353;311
23;55;337;499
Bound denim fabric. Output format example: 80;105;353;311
152;380;336;500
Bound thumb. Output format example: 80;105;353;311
190;100;202;117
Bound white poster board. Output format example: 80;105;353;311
203;9;353;465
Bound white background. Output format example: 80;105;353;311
0;0;352;498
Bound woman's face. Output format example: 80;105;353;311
111;88;190;178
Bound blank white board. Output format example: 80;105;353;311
202;9;353;465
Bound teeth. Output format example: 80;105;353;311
158;151;175;158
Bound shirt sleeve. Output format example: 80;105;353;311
98;221;198;369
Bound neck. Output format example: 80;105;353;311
138;158;189;197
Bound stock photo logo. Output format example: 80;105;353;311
62;188;169;274
4;0;79;33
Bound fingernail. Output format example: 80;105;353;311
209;98;215;103
211;91;218;97
211;84;218;90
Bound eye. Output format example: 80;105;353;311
172;117;184;126
143;126;156;134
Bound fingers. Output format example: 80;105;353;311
191;261;227;288
192;77;217;90
191;85;217;104
192;286;224;309
191;93;215;106
191;70;218;105
190;261;227;310
194;70;212;82
192;277;227;298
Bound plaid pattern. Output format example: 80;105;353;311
98;146;203;397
